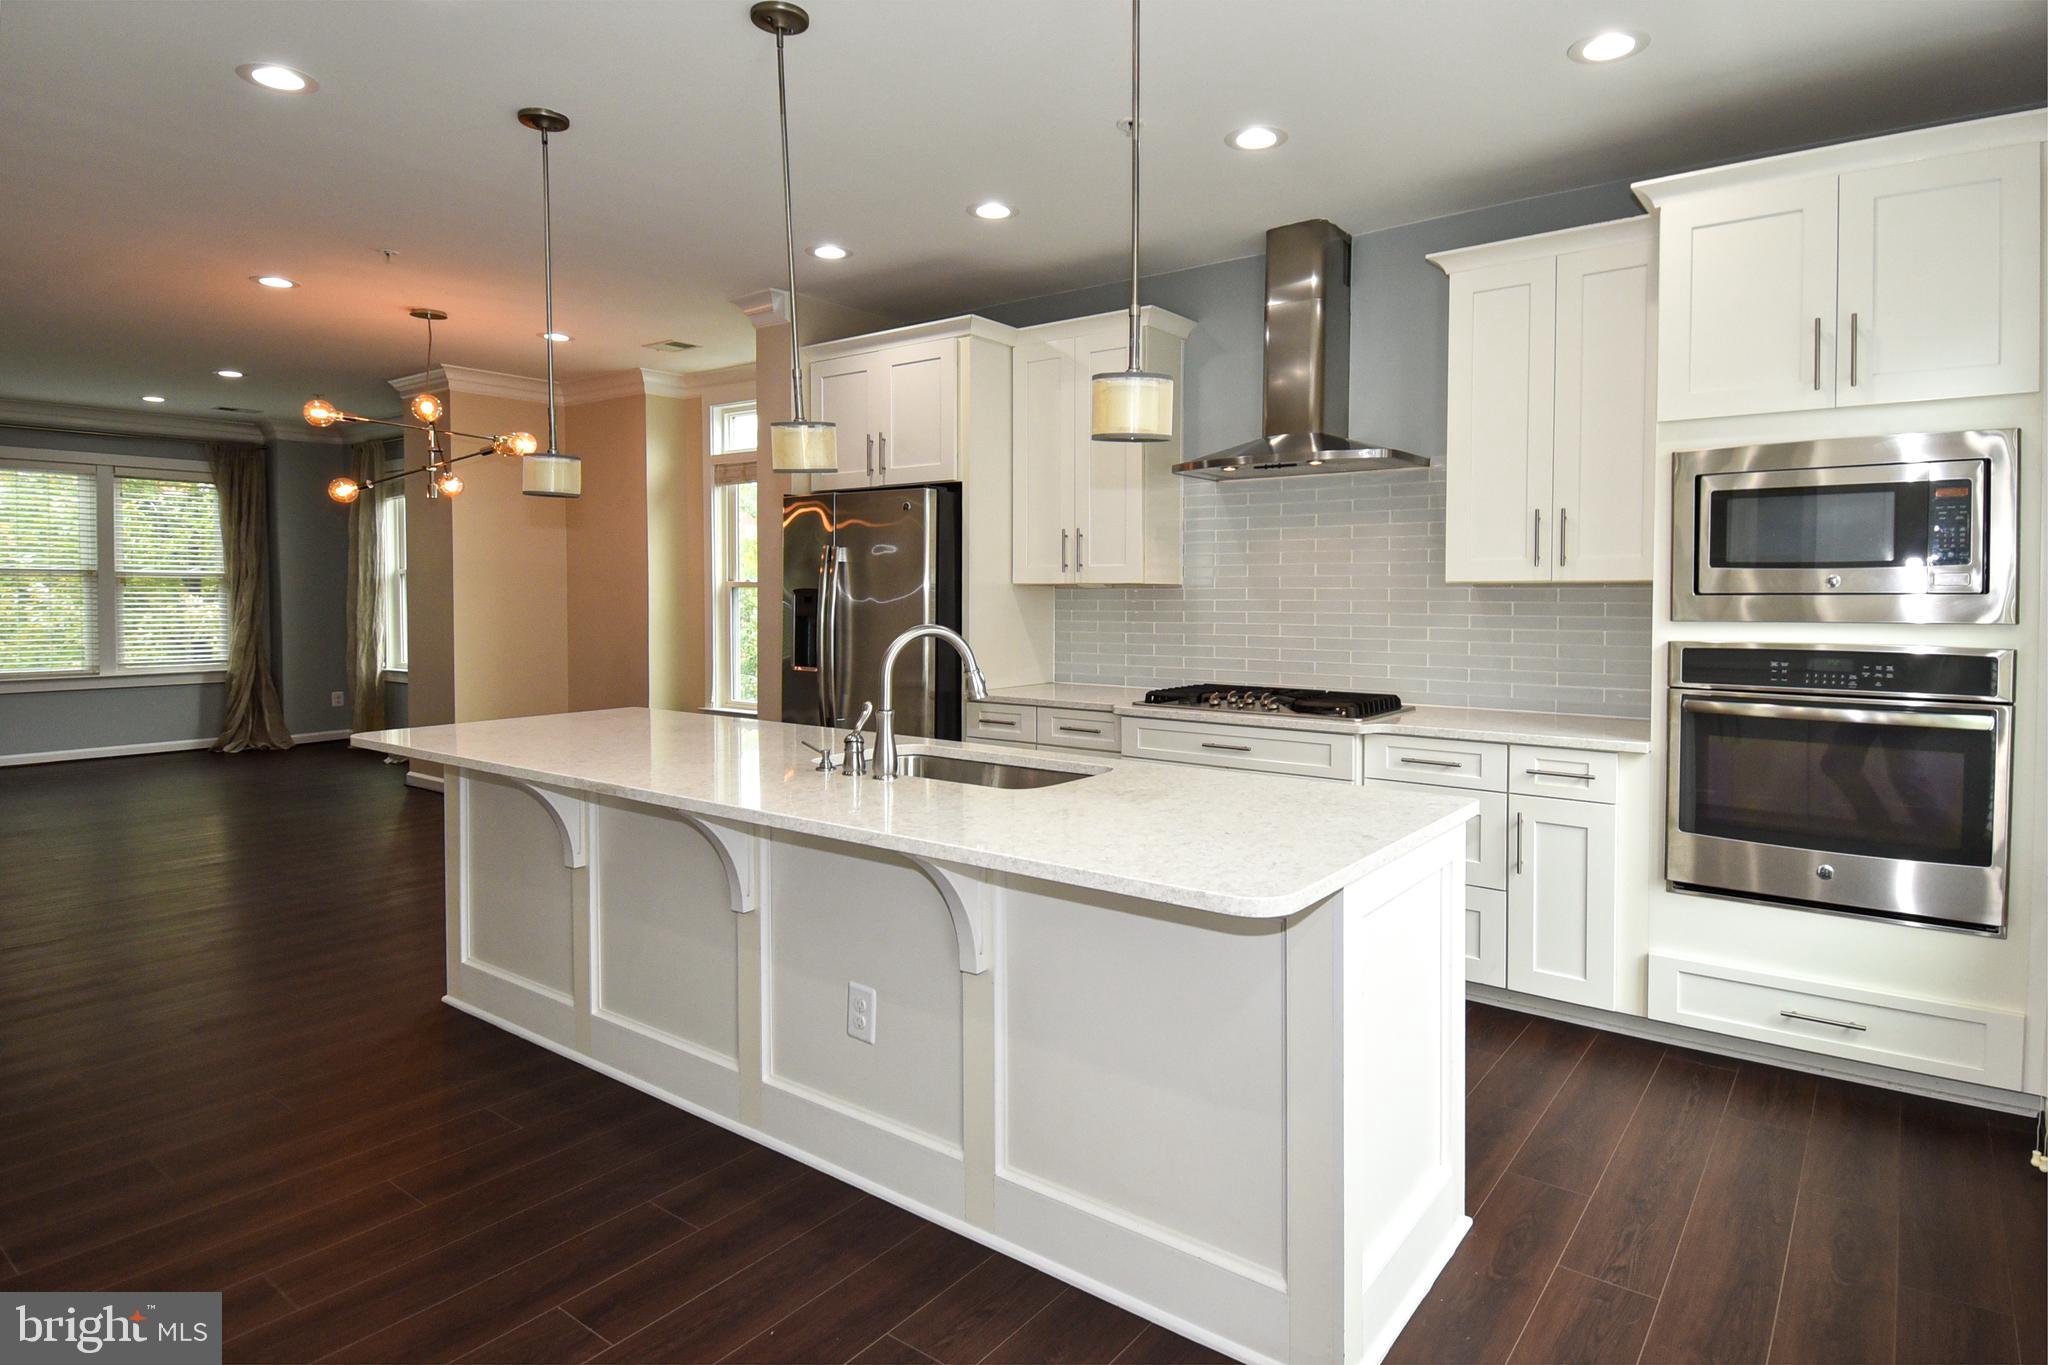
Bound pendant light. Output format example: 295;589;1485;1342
1091;0;1173;443
752;1;837;473
516;108;583;498
313;308;534;504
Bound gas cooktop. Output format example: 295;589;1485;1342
1139;684;1407;720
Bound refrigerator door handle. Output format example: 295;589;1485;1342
817;546;845;724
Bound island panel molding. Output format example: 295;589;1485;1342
363;710;1478;1363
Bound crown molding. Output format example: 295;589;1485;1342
0;395;265;444
733;288;792;328
390;365;550;404
645;363;757;398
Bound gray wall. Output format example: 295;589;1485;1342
0;426;353;758
982;179;1655;719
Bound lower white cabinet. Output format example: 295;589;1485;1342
1119;715;1361;783
964;700;1120;756
1507;794;1617;1010
1464;886;1508;989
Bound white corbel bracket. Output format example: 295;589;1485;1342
511;781;587;868
906;856;995;974
678;814;760;914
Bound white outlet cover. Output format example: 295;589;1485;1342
330;690;345;707
847;982;877;1045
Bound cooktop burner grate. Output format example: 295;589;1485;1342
1140;684;1406;720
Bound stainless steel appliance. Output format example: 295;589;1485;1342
1139;684;1407;719
1672;430;2018;624
781;485;963;739
1666;642;2014;933
1175;220;1427;480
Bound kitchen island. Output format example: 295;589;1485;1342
352;708;1478;1365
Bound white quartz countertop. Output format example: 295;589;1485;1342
986;684;1651;753
353;708;1476;920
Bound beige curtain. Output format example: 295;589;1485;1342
346;441;386;733
208;443;294;753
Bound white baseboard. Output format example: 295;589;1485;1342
404;770;445;793
1469;983;2045;1117
0;736;215;767
291;729;351;743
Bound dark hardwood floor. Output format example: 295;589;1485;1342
1;744;2040;1364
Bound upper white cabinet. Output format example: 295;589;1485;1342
804;320;1005;491
1638;117;2043;421
1431;217;1654;585
1010;308;1193;586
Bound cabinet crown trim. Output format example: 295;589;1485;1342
1428;216;1651;275
803;313;1018;361
1018;305;1198;342
1633;108;2047;209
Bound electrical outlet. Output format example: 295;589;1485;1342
330;690;345;707
846;982;877;1045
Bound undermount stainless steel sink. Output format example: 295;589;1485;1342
892;752;1096;790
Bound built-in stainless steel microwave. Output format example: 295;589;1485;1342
1673;430;2018;624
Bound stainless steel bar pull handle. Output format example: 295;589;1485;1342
1848;312;1859;387
1061;529;1069;573
1514;812;1525;874
1399;756;1463;769
878;432;887;472
1061;724;1104;735
1812;317;1822;390
1200;741;1252;753
1558;508;1568;567
1524;767;1593;780
1076;528;1084;570
980;716;1017;727
1532;509;1542;566
865;434;875;477
1780;1009;1867;1032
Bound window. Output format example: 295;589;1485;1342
709;400;759;711
0;456;227;679
377;491;407;672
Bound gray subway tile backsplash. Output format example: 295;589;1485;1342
1053;464;1654;719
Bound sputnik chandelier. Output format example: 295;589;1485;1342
314;107;580;503
317;309;536;504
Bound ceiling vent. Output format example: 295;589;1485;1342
642;338;699;352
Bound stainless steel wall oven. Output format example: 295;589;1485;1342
1673;430;2018;623
1666;643;2014;934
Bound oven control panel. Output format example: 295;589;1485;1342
1926;480;1975;567
1673;645;2008;702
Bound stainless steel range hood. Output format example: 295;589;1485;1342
1176;219;1428;481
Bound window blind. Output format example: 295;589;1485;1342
0;466;99;675
115;476;227;668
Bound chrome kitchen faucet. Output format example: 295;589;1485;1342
873;626;988;779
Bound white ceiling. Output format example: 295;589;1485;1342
1;0;2041;426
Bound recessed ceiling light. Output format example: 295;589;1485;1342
215;369;244;379
1226;125;1286;152
236;63;317;93
810;244;848;260
540;331;572;342
142;395;166;404
970;201;1014;221
253;275;297;289
1567;30;1646;63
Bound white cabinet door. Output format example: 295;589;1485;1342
808;354;880;491
1507;794;1615;1009
1445;257;1555;583
1658;176;1838;420
1011;339;1077;583
1552;236;1654;583
1836;144;2041;407
1073;328;1146;584
1464;886;1508;989
878;339;960;484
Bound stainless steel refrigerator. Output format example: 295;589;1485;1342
781;485;963;739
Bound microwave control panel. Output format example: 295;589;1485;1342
1926;480;1975;566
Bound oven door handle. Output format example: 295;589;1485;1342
1679;697;1998;732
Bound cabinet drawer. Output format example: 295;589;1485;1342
1509;745;1618;803
1038;708;1119;752
1363;735;1507;791
1648;953;2025;1088
1370;780;1507;889
1119;716;1360;783
1464;886;1507;989
965;702;1039;744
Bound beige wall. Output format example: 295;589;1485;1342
402;382;455;731
447;389;569;722
563;393;651;712
647;392;708;710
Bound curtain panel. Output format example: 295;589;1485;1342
346;441;385;733
208;443;294;753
